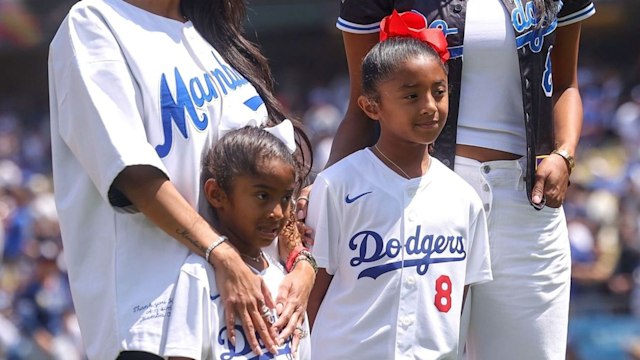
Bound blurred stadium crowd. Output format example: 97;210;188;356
1;0;640;359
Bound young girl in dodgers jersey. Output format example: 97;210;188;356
163;123;311;360
306;12;492;359
329;0;595;359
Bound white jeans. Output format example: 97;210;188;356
455;156;571;360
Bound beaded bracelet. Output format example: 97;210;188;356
205;235;228;263
291;249;318;274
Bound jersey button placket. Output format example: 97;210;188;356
480;165;493;214
398;185;418;356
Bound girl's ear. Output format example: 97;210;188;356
204;178;227;209
357;95;381;121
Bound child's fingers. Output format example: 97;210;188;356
296;222;314;248
295;185;312;220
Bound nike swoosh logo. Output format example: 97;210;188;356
345;191;372;204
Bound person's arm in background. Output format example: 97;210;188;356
298;32;380;221
325;32;380;167
531;22;584;208
112;165;280;356
307;269;333;329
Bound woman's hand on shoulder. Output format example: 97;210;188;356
211;244;280;356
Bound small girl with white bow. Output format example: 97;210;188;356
163;121;312;360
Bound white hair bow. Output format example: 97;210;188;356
264;119;297;153
217;116;296;154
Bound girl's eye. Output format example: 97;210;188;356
256;192;268;200
283;194;293;203
404;93;418;100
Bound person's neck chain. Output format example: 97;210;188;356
374;144;411;179
241;250;264;264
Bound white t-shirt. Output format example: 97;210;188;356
163;241;311;359
307;149;492;359
457;0;527;156
48;0;267;358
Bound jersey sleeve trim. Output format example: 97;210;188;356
557;3;595;26
336;17;381;34
465;269;493;286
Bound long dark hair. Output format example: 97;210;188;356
181;0;312;181
534;0;556;28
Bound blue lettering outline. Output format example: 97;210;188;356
349;226;467;279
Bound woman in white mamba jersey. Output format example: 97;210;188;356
48;0;315;359
324;0;596;358
306;12;492;359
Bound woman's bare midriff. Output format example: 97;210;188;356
456;144;522;162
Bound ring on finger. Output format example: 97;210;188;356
260;304;271;317
297;196;309;203
295;325;308;339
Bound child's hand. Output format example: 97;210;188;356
296;221;314;248
295;185;312;221
295;185;314;247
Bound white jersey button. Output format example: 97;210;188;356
400;317;413;327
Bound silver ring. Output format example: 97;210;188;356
260;304;271;317
297;196;309;203
295;325;308;339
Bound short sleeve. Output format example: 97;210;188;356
163;255;213;358
464;206;492;286
49;7;168;206
306;174;342;275
337;0;393;33
557;0;595;27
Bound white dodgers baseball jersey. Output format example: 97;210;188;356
307;149;492;359
163;241;311;359
48;0;267;358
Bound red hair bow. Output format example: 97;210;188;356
379;10;450;63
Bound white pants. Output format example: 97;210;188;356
455;156;571;360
